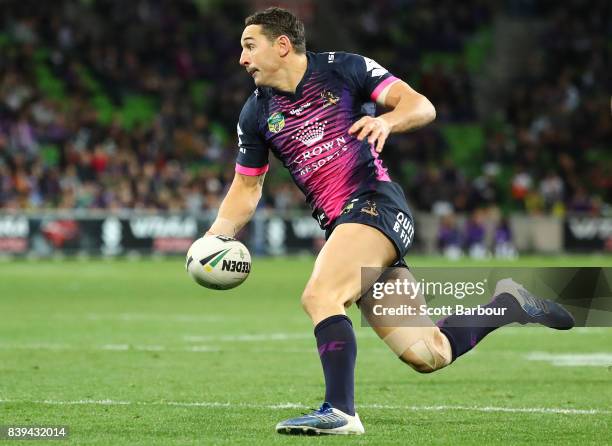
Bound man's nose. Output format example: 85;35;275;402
239;50;250;66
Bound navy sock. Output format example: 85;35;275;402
314;314;356;416
438;293;524;361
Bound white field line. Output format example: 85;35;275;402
526;352;612;367
0;343;322;355
44;313;309;324
0;343;221;353
9;313;612;333
2;313;230;323
0;342;74;350
60;313;227;323
183;333;316;342
2;338;612;364
183;328;612;343
497;327;611;335
182;331;386;342
182;328;612;343
0;343;319;354
0;398;607;415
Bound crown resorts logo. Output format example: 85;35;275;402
267;112;285;133
292;118;327;147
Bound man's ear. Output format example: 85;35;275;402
276;35;292;57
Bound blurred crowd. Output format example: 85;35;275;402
1;0;246;212
493;1;610;216
0;0;609;221
436;207;518;260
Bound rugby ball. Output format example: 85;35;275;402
185;235;251;290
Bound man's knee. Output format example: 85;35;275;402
301;285;340;318
384;327;452;374
300;289;320;314
301;276;357;314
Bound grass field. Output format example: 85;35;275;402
1;255;611;445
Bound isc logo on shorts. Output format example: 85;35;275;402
393;212;414;248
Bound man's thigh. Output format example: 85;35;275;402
304;223;397;307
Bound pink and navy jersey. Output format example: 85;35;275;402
235;51;399;228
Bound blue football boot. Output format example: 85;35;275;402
494;278;575;329
275;402;365;435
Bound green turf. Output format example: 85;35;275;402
1;256;611;445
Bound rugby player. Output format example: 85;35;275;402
205;7;575;435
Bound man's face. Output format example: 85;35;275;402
239;25;282;87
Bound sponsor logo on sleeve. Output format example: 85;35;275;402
237;124;246;153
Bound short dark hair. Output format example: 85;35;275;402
245;7;306;54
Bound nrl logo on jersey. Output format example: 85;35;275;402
363;57;388;78
267;112;285;133
321;89;339;108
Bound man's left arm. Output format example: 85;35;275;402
348;80;436;153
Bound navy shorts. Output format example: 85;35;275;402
325;181;415;267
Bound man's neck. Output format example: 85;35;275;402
273;53;308;94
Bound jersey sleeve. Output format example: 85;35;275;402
235;95;269;176
333;52;400;103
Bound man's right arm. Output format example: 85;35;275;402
206;172;265;237
207;93;267;237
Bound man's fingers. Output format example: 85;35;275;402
351;117;389;147
357;121;377;141
375;134;387;152
348;117;369;135
367;127;381;145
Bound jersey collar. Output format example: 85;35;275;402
271;52;313;100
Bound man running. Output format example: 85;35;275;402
205;7;574;435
